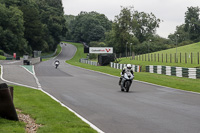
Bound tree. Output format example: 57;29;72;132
132;11;161;43
64;15;75;40
168;24;190;45
184;6;200;42
106;6;160;54
0;4;28;54
20;4;48;51
69;11;112;43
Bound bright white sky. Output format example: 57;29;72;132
62;0;199;38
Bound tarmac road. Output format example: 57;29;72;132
34;43;200;133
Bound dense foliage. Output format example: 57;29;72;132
105;6;168;54
65;11;112;44
169;6;200;46
0;0;66;55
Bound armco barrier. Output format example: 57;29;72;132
80;59;98;66
110;62;141;72
146;65;200;79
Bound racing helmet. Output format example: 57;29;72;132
127;64;132;70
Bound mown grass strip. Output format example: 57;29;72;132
65;42;200;93
0;85;97;133
0;118;25;133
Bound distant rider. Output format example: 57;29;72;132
54;59;60;68
119;64;134;85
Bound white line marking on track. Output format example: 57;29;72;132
0;63;104;133
0;65;38;90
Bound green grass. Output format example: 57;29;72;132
0;55;6;60
0;118;25;133
65;41;200;93
0;86;97;133
118;42;200;71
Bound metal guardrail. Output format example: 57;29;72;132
80;58;98;66
41;49;57;58
110;62;141;72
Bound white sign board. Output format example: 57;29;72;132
89;47;113;54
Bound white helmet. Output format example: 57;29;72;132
127;64;132;69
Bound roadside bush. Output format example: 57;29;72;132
0;50;4;56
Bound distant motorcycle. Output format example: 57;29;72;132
120;71;134;92
54;60;60;69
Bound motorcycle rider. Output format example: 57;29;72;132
119;64;134;85
54;59;60;68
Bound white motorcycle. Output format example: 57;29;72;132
120;71;134;92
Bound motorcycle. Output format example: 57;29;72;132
120;71;134;92
55;62;59;69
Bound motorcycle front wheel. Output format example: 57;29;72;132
125;81;131;92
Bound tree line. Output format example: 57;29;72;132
1;3;199;56
65;6;200;56
0;0;66;55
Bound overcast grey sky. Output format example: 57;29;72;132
62;0;199;38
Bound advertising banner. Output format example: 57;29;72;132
89;47;113;54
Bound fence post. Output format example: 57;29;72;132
162;53;163;62
185;53;187;64
154;54;156;62
142;54;143;61
170;54;172;63
145;54;146;61
175;53;176;63
166;53;167;63
180;53;181;63
151;54;153;61
158;53;159;62
148;54;150;61
198;52;199;64
191;52;193;64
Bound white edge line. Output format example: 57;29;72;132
39;89;104;133
20;65;34;75
32;66;42;89
20;65;42;89
0;65;39;90
0;64;104;133
31;63;104;133
66;63;200;95
50;44;104;133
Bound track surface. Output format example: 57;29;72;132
31;44;200;133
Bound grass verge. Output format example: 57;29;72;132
65;42;200;93
0;55;6;60
119;42;200;71
0;85;97;133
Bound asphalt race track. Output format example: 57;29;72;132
34;44;200;133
